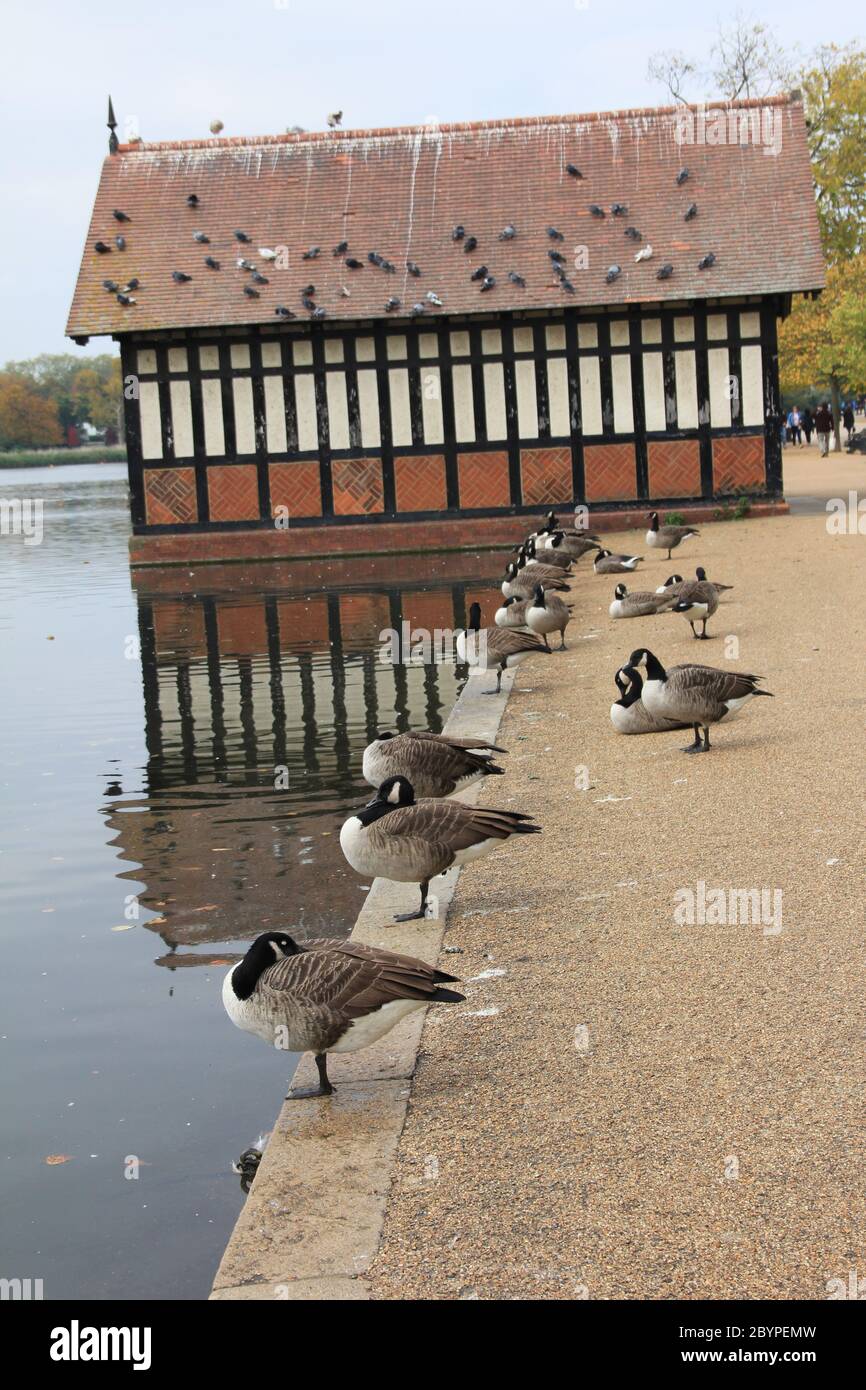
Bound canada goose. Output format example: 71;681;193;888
628;648;773;752
524;537;572;569
494;595;530;629
515;552;572;584
526;584;572;649
669;577;722;638
656;567;733;598
593;547;642;574
610;665;686;735
457;602;549;691
363;730;506;798
223;931;465;1096
645;512;699;560
543;531;601;560
609;583;678;619
654;573;684;594
502;561;569;598
339;775;541;920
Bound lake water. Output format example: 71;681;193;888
0;463;498;1300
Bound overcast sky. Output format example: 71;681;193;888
1;0;859;364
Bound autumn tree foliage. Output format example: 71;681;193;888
0;374;63;449
0;354;122;449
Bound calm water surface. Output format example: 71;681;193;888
0;463;497;1300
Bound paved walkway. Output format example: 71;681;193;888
367;470;866;1299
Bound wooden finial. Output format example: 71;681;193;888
108;96;119;154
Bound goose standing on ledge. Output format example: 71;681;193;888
610;664;686;734
645;512;699;560
223;932;465;1097
458;602;550;692
593;547;643;574
526;584;572;649
340;775;541;920
362;730;506;798
628;648;773;752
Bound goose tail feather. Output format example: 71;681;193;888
431;987;466;1003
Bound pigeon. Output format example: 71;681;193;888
113;210;131;222
302;247;321;260
470;264;489;281
547;226;565;241
611;204;629;217
234;230;252;243
274;306;295;318
115;235;126;250
345;258;363;269
480;275;496;292
508;271;526;287
499;224;517;240
251;271;269;284
237;258;255;271
302;294;316;311
656;263;674;280
210;119;224;135
559;278;576;293
406;261;422;277
286;125;306;135
548;249;565;264
698;253;716;270
452;225;466;241
463;236;477;253
243;285;260;298
676;167;690;185
327;111;343;128
381;260;396;273
186;194;199;208
311;307;326;319
193;231;210;243
116;293;135;306
588;205;605;218
94;241;111;254
122;278;140;292
102;279;119;292
411;302;426;314
684;203;698;221
259;249;277;262
566;164;583;178
426;291;443;306
172;270;192;282
332;241;349;255
340;285;351;297
368;251;385;267
605;264;621;283
385;297;401;311
302;284;315;297
635;244;653;262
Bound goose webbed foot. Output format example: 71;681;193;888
483;671;504;695
287;1053;335;1099
682;725;706;753
394;882;430;922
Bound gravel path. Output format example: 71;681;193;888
367;504;866;1300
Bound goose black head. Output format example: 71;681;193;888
374;730;394;742
663;574;683;587
618;664;643;704
503;595;521;609
231;932;302;1000
375;775;415;807
695;567;707;581
545;510;557;529
614;583;627;599
504;562;519;580
629;647;666;680
614;666;628;697
594;547;610;558
647;511;660;523
549;531;564;548
467;602;482;633
533;584;545;604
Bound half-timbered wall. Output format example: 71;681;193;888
122;300;781;534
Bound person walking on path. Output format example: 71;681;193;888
843;403;855;442
787;407;802;445
815;402;833;457
801;406;814;445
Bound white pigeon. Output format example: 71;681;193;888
426;291;443;306
635;244;653;262
259;248;277;261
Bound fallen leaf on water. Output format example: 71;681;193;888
111;924;135;932
45;1155;73;1165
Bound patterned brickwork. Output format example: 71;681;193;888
712;435;766;492
207;464;260;521
583;443;637;502
143;467;197;525
269;462;323;519
394;454;447;512
332;457;384;515
520;447;573;507
457;451;511;508
647;440;702;498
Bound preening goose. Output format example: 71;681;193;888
457;602;549;692
223;932;464;1097
628;648;773;752
524;537;572;569
645;511;699;560
502;561;569;598
656;567;733;598
494;595;530;628
670;580;720;639
543;531;601;560
593;547;642;574
362;730;506;798
610;664;686;735
526;584;572;649
609;583;678;619
655;573;684;594
339;775;541;920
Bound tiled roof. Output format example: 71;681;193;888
67;96;825;338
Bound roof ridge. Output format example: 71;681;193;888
119;93;801;154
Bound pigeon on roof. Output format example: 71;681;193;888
327;111;343;128
605;265;621;283
610;203;628;217
684;204;698;221
234;230;252;243
193;231;210;243
345;257;363;269
480;275;496;291
251;271;269;284
624;226;642;241
172;270;192;282
274;305;295;318
122;279;140;292
676;167;690;185
566;164;583;178
332;241;348;256
302;284;315;296
102;279;119;292
186;194;199;208
243;285;260;298
210;119;224;135
635;244;653;262
463;236;478;253
451;225;465;241
656;263;674;279
548;249;565;263
368;251;384;266
302;294;316;310
426;291;443;306
411;302;426;314
204;256;220;269
560;278;575;293
385;297;401;311
302;247;321;260
94;241;111;254
260;248;278;260
508;271;526;287
470;265;488;281
546;226;565;241
499;224;517;240
116;293;135;306
115;235;126;250
237;258;255;271
698;252;716;270
381;260;396;273
311;307;327;319
113;210;131;222
589;205;605;218
406;261;422;277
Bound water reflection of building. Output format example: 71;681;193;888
105;558;501;963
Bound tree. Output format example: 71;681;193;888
801;46;866;259
0;374;63;449
779;257;866;441
647;14;790;103
1;352;123;439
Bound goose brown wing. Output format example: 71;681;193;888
261;941;455;1020
667;664;766;716
407;732;506;753
394;733;502;790
485;628;548;659
660;524;699;543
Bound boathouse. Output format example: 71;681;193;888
67;95;824;566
